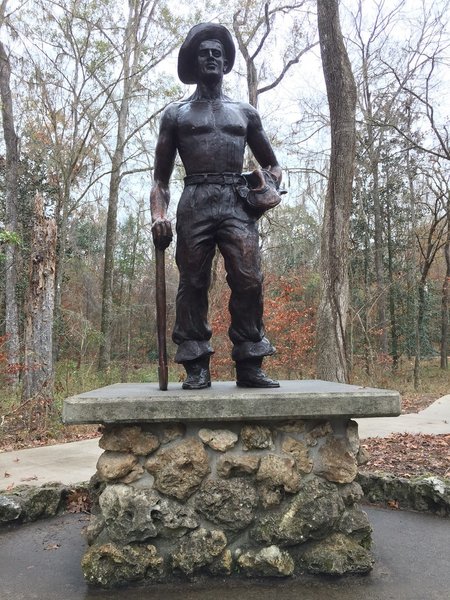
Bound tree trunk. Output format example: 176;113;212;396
22;192;57;401
316;0;357;382
413;277;426;390
98;1;136;370
371;160;388;353
360;52;387;355
0;39;20;383
125;216;140;381
98;155;124;370
405;111;418;358
440;198;450;369
386;196;399;370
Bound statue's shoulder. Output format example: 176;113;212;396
234;101;262;127
159;100;190;130
222;98;259;120
222;97;251;109
228;99;259;116
162;101;184;118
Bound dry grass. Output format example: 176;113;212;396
350;356;449;414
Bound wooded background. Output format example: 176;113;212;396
1;0;449;409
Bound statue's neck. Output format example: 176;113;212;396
192;80;225;100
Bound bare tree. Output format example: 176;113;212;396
232;0;317;108
316;0;357;382
20;0;111;358
0;1;20;382
350;0;406;354
413;183;446;388
98;0;182;370
423;165;450;371
442;196;450;369
378;2;450;376
22;192;57;402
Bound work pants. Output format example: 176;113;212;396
172;182;274;363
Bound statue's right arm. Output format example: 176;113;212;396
150;104;178;250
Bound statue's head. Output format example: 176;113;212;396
178;23;235;85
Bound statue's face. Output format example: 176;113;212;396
196;39;227;81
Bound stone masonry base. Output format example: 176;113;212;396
82;419;373;586
63;381;400;587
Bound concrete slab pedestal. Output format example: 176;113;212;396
62;380;400;587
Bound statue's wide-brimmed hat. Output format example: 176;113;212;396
178;23;235;84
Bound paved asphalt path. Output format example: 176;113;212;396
0;507;449;600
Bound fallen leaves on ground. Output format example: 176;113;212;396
361;433;450;479
0;423;100;453
44;544;61;551
400;392;442;414
66;489;92;514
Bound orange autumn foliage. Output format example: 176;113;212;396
208;262;316;380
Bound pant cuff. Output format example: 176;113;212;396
231;337;276;362
174;340;214;363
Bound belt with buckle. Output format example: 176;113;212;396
184;172;245;186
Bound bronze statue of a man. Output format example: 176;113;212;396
150;23;282;390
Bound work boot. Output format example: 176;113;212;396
235;357;280;388
182;356;211;390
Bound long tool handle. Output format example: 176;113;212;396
155;247;168;390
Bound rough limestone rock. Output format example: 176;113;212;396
99;485;159;543
81;542;164;586
119;463;145;484
216;455;260;478
195;478;258;530
409;476;450;515
99;425;160;455
171;528;228;575
299;533;373;575
338;507;372;546
237;545;294;577
357;472;450;516
160;423;186;444
356;446;371;465
281;437;313;474
306;421;333;446
99;484;198;543
256;454;302;507
18;484;66;522
338;482;364;507
145;438;210;501
88;474;107;507
156;498;199;538
314;438;358;484
84;514;106;545
208;549;233;575
252;477;345;546
241;424;273;450
0;495;23;523
346;420;360;454
96;451;137;481
198;428;238;452
0;485;68;525
275;420;307;433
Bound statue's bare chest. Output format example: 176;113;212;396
177;101;247;139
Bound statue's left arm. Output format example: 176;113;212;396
246;106;282;186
